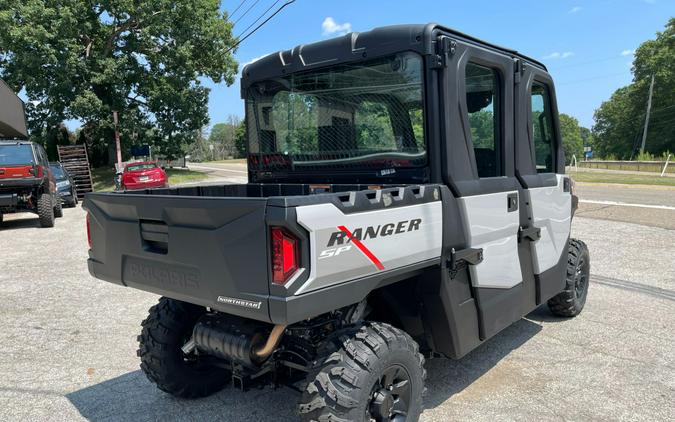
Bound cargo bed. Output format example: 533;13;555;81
84;183;443;324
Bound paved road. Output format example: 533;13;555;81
574;183;675;229
576;183;675;208
0;203;673;421
187;162;247;183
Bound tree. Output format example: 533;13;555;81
208;115;241;159
234;121;247;158
592;18;675;159
0;0;238;166
559;113;584;164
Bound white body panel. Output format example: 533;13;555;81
295;200;443;294
525;174;571;274
458;191;522;289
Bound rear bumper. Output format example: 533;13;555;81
0;193;18;207
0;177;41;189
123;180;168;190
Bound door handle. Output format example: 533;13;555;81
507;193;518;212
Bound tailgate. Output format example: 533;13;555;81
84;193;271;322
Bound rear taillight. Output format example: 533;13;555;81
86;213;92;248
271;227;299;285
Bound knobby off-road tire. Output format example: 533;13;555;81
299;322;426;422
54;196;63;218
137;297;229;398
37;193;55;227
548;239;590;317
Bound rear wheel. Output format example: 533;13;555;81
548;239;590;317
137;297;230;398
37;193;55;227
54;196;63;218
299;322;426;422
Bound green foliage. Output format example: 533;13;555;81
635;150;656;161
208;115;241;158
234;121;247;158
559;113;584;164
468;110;495;149
592;18;675;159
0;0;238;165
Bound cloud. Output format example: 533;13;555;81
322;17;352;36
568;6;582;13
621;49;635;56
543;51;574;60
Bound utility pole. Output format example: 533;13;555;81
640;75;655;153
113;111;122;168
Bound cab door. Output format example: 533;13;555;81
439;35;524;340
514;62;571;302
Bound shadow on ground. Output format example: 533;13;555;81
0;215;42;230
67;315;546;421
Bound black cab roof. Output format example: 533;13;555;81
241;23;547;94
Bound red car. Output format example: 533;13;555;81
121;162;168;191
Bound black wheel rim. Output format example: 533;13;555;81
574;256;589;300
368;364;412;422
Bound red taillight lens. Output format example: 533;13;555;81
86;213;92;248
271;227;299;285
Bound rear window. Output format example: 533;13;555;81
126;163;156;172
246;52;426;172
0;144;34;166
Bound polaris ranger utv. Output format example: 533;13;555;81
84;23;590;422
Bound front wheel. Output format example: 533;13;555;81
299;322;426;422
137;297;229;398
548;239;590;317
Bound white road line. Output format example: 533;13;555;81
188;164;247;174
580;199;675;211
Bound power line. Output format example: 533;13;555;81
228;0;249;20
226;0;296;54
236;0;282;39
233;0;262;25
596;103;675;128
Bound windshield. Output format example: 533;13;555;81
0;144;34;166
50;165;66;179
246;52;426;173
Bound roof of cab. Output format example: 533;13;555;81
0;79;28;140
241;23;547;92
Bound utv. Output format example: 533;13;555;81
84;23;590;422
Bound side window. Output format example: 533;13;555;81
531;82;555;173
465;63;501;178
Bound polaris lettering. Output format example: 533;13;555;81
326;218;422;247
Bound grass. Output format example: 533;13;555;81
569;171;675;187
91;166;208;192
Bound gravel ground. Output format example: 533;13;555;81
0;206;673;422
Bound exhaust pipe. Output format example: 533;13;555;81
191;314;285;366
252;324;286;359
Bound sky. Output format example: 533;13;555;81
207;0;673;129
